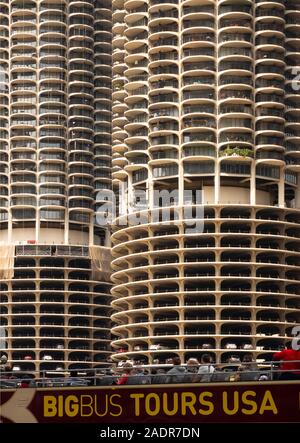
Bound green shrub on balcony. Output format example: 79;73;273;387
221;147;254;158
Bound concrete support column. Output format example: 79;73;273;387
64;212;69;245
214;162;220;204
250;161;256;206
35;211;40;243
278;169;285;208
89;214;94;246
295;173;300;209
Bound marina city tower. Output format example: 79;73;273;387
0;0;112;372
110;0;300;365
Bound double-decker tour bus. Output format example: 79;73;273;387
1;362;300;424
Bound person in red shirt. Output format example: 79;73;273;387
116;362;133;385
273;346;300;380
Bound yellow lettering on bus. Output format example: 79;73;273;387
223;391;239;415
145;393;160;416
110;394;122;417
181;392;197;416
130;393;145;416
44;396;57;417
259;391;278;415
80;395;93;417
241;391;257;415
64;395;79;417
162;392;178;416
199;392;214;415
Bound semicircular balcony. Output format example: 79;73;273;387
148;93;179;125
125;7;148;26
183;13;214;38
149;78;178;99
125;26;148;47
219;13;252;36
218;44;253;67
255;119;285;157
181;143;216;162
124;54;148;80
148;108;179;134
124;85;148;109
255;3;285;36
255;49;285;81
219;57;252;76
219;0;253;17
148;148;178;169
149;127;179;149
149;61;178;85
124;42;147;64
182;114;216;137
149;15;178;38
256;49;284;75
285;154;300;173
255;81;285;114
149;47;178;69
124;150;148;172
255;134;284;152
125;107;147;127
183;56;216;77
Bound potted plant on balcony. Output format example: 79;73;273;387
221;147;253;158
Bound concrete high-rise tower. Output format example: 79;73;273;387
0;0;112;372
111;0;300;365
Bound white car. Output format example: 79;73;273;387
225;343;237;349
243;344;253;350
42;355;53;360
149;344;167;350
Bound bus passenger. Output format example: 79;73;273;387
273;346;300;380
185;358;201;383
117;362;133;385
166;356;186;383
198;354;215;382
